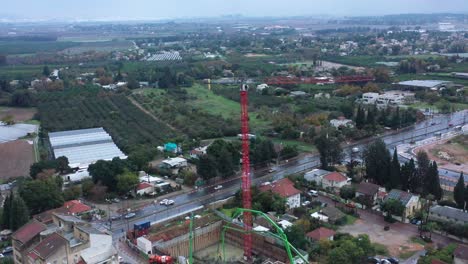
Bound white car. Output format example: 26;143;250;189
308;190;318;197
160;199;168;205
214;185;223;190
165;200;174;206
124;213;136;219
302;201;311;207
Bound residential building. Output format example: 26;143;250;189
384;189;421;223
189;146;208;159
329;117;353;129
310;212;329;222
303;169;330;184
34;200;93;224
454;244;468;264
160;157;187;169
355;182;380;207
12;220;47;263
306;227;336;242
362;92;379;104
321;172;350;189
13;213;117;264
259;178;301;209
321;206;345;224
429;205;468;225
136;182;155;196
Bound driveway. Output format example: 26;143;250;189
318;195;459;258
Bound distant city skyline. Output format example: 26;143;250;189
2;0;468;22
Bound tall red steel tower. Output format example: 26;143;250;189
240;84;253;260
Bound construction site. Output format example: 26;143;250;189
123;84;308;264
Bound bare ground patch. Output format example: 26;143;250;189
0;107;37;122
0;140;35;180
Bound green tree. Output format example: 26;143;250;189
355;105;365;129
363;139;391;185
389;148;401;189
88;158;127;191
196;155;217;180
116;171;139;195
19;178;64;215
284;224;308;249
42;65;50;76
315;132;342;170
454;172;465;209
56;156;70;174
340;185;356;200
381;199;405;217
11;195;30;230
2;193;12;229
404;158;418;192
426;161;442;200
416;151;431;194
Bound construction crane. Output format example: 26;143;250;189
240;84;253;260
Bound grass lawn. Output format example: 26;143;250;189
410;236;430;246
373;243;389;256
343;215;357;225
270;138;317;153
185;84;271;130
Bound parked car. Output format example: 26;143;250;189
302;201;311;207
165;200;175;206
308;190;318;197
381;260;391;264
367;257;380;264
0;253;4;258
268;168;277;173
160;199;169;205
2;247;13;254
410;218;421;225
385;257;399;264
112;198;120;203
124;213;136;219
214;185;223;190
111;215;122;221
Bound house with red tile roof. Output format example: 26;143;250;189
321;172;349;189
33;200;93;224
63;200;92;215
306;227;336;242
136;182;155;196
11;220;47;263
27;233;68;264
259;178;301;208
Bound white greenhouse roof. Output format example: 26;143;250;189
397;80;451;88
49;127;126;168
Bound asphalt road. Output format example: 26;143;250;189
98;110;467;240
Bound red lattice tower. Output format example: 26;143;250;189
240;84;252;260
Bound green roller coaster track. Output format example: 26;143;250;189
218;208;308;264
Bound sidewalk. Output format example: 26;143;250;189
116;240;146;264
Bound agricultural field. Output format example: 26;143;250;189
36;88;176;154
0;140;35;180
131;83;274;139
0;41;80;55
0;107;37;122
60;40;135;55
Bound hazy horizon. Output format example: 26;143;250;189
2;0;468;22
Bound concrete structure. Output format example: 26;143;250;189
397;80;452;91
321;206;345;224
429;205;468;225
362;92;379;104
384;189;421;223
259;178;301;209
321;172;349;189
310;212;329;222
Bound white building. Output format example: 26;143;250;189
362;92;379;104
160;157;188;169
330;118;353;129
259;178;301;209
321;172;350;189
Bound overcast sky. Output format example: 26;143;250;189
3;0;468;21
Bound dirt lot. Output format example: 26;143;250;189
339;217;424;257
414;135;468;174
0;140;35;180
0;107;36;122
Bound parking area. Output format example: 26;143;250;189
339;217;424;257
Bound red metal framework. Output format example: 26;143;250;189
264;75;375;85
240;84;252;260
